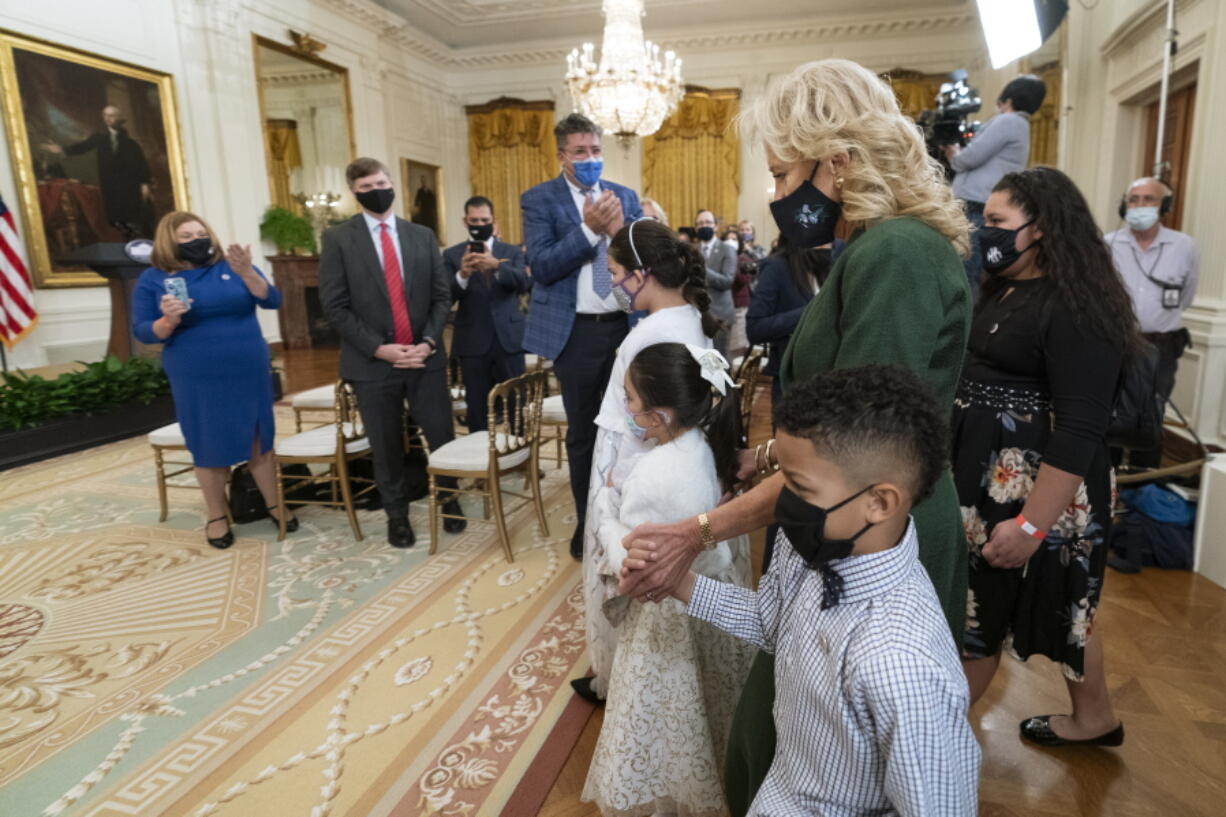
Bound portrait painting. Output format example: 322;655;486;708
0;30;188;287
401;158;443;245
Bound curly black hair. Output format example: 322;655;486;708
984;166;1142;358
774;365;949;503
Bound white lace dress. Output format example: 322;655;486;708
582;305;709;699
582;428;754;817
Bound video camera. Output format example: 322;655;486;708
916;70;982;166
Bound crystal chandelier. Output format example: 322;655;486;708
565;0;684;145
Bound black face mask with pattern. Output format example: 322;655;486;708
770;162;842;249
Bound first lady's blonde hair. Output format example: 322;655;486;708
740;58;970;257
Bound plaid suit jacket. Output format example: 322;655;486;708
520;175;641;360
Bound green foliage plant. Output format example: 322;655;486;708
260;206;317;255
0;355;170;431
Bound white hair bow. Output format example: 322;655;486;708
685;344;736;395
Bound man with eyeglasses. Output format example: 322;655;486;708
521;113;643;560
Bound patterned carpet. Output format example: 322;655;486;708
0;408;585;817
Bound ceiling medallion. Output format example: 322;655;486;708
564;0;684;146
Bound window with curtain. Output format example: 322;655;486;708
1027;61;1061;168
466;98;556;246
641;87;740;230
265;118;303;212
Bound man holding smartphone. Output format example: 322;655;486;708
443;196;531;432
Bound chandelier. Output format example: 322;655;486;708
565;0;684;145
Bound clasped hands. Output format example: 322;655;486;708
582;190;625;238
375;342;432;369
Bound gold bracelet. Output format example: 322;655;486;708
696;512;717;551
765;438;779;472
754;443;767;475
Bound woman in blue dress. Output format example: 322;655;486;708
132;211;295;548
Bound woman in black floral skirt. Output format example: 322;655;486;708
953;166;1140;748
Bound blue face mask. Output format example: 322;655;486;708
572;158;603;188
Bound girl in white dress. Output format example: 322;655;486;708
575;219;722;704
583;342;754;817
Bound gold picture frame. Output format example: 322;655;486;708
251;34;356;215
401;158;444;245
0;29;189;287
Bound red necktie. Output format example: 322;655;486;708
379;223;414;345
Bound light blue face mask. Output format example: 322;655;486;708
573;158;603;188
1125;205;1160;231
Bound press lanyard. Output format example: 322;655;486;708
1129;243;1167;285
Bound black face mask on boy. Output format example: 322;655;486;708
774;483;876;609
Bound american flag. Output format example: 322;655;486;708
0;195;37;347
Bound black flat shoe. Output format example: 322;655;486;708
1020;715;1125;748
268;503;299;533
388;516;415;549
570;676;604;707
441;499;467;534
569;525;584;561
206;516;234;550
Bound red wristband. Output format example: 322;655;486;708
1015;514;1046;540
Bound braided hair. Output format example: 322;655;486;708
984;167;1142;358
609;219;720;338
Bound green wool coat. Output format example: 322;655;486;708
724;216;973;817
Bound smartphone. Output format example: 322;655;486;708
466;241;485;254
164;276;190;311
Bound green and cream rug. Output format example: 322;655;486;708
0;409;585;816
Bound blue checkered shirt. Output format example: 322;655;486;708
688;519;981;816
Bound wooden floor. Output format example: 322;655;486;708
538;377;1226;817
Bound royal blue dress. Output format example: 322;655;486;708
132;260;281;468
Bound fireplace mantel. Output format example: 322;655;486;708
270;254;321;349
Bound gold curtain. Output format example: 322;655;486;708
265;119;302;212
641;88;740;229
1028;62;1061;167
466;100;556;245
884;70;946;120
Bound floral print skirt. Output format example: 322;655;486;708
952;378;1113;681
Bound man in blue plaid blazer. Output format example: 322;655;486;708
521;113;642;559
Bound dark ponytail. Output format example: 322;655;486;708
610;219;719;338
627;342;744;492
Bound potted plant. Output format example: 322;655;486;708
0;355;175;470
260;206;317;256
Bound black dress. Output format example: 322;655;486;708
952;277;1121;680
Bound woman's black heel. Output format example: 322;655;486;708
206;516;234;549
268;503;299;533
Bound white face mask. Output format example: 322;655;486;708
723;238;739;250
1126;206;1160;232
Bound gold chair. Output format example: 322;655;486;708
447;355;469;434
148;422;197;523
272;380;377;540
289;384;338;432
426;370;549;562
735;346;766;430
538;392;567;469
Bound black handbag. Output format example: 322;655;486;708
1107;339;1164;451
228;463;268;523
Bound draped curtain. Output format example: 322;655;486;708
641;88;740;229
265;119;303;212
884;70;946;120
466;99;556;245
1028;62;1061;168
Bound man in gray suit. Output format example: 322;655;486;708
695;209;736;357
319;157;465;548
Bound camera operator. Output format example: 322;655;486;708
943;74;1046;295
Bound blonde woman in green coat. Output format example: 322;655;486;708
619;58;972;815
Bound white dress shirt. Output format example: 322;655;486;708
699;237;718;259
688;521;981;817
362;210;405;280
563;175;620;314
1104;225;1200;334
454;236;494;290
